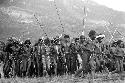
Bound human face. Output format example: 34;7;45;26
65;38;70;43
120;42;124;48
80;37;85;42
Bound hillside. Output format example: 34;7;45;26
0;0;125;42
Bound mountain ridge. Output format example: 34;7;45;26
0;0;125;42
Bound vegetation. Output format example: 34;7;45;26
0;74;125;83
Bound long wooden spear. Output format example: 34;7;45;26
34;14;48;37
117;30;125;39
50;0;64;34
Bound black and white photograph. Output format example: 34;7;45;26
0;0;125;83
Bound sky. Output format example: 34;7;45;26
91;0;125;12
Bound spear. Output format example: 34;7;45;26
117;30;125;39
105;15;114;43
34;14;48;37
82;3;87;29
109;26;118;42
82;0;88;36
50;0;64;34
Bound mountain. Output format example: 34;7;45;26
0;0;125;42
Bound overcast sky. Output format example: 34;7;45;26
92;0;125;12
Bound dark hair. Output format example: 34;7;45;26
116;40;123;45
24;40;31;45
75;38;79;42
44;38;50;45
88;30;96;40
111;40;123;47
80;35;85;39
64;35;70;39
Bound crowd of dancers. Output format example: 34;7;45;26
0;30;125;78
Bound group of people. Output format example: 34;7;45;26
0;30;125;78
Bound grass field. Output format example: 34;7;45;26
0;74;125;83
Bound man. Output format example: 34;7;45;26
0;41;5;78
3;37;17;78
62;35;72;74
0;61;4;78
69;40;79;74
112;40;124;74
34;38;44;77
74;38;82;69
88;30;97;41
75;35;92;77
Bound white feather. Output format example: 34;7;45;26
96;34;105;39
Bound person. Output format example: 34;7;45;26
111;40;124;74
88;30;97;41
0;61;4;78
75;35;92;77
